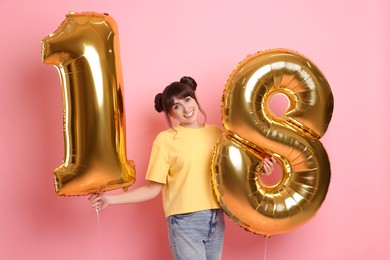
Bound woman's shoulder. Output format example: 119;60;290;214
155;128;176;139
154;125;223;142
201;125;224;139
153;127;181;145
205;124;223;133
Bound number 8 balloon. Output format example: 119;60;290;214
41;12;136;196
212;49;334;237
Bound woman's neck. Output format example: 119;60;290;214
179;121;203;128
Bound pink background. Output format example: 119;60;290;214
1;0;389;259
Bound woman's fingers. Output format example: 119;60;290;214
89;195;99;204
262;157;276;175
270;157;277;164
88;194;103;210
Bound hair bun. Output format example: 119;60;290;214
154;93;164;112
180;76;197;91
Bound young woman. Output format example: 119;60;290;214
89;76;276;260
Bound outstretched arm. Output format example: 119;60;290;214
89;181;163;211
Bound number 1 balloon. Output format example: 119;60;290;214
41;12;136;196
212;49;334;237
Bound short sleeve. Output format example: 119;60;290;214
145;143;169;184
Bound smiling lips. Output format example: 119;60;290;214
184;110;194;118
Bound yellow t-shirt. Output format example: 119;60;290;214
145;124;222;217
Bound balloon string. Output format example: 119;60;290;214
95;209;107;260
263;237;268;260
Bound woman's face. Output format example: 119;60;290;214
170;96;201;128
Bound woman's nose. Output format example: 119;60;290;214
182;104;189;112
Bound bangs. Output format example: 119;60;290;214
165;82;196;110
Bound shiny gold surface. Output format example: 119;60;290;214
41;12;136;196
212;49;333;237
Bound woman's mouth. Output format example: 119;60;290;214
184;110;194;118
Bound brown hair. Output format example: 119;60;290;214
154;76;207;128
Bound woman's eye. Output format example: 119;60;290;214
185;97;191;102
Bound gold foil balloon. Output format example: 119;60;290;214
41;12;136;196
212;49;333;237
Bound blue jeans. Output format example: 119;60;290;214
167;209;225;260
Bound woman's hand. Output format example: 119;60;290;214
262;157;277;176
89;193;110;212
